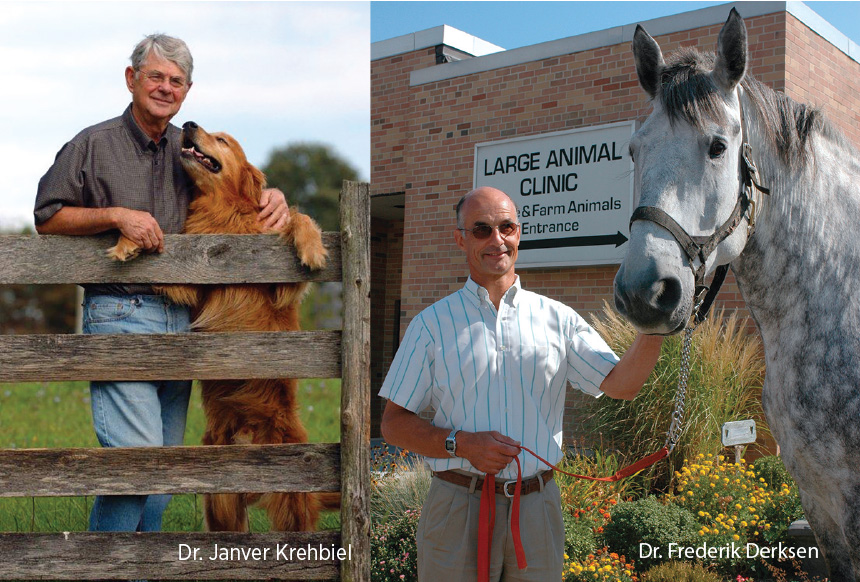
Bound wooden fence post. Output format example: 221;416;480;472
339;181;371;582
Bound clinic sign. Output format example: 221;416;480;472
474;121;635;268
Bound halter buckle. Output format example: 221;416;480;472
747;197;757;232
742;143;758;176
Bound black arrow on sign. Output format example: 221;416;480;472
518;231;628;251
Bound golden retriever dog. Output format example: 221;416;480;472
108;121;328;532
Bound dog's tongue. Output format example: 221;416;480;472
182;146;216;171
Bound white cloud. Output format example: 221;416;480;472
0;1;370;230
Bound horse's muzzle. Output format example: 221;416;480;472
614;264;690;335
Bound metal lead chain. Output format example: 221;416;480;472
664;324;696;454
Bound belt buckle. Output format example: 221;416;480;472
503;479;517;498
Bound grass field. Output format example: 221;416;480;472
0;379;342;532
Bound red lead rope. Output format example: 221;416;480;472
477;445;670;582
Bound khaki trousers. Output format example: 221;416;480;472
417;472;564;582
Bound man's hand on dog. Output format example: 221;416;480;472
258;188;291;231
115;208;165;253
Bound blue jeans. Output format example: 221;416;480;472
82;293;192;532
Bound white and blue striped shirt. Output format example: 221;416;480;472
379;276;620;479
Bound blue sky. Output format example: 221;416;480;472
371;1;860;49
1;2;369;230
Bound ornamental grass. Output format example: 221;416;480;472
586;302;767;489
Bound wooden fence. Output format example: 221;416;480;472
0;181;370;581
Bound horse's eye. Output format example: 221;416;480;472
628;145;635;163
709;140;727;159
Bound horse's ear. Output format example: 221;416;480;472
713;8;748;92
632;25;665;99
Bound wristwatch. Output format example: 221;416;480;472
445;429;460;458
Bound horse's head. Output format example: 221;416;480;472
615;9;755;335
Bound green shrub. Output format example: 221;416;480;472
563;510;598;562
642;561;723;582
603;496;700;570
751;455;796;490
586;304;767;488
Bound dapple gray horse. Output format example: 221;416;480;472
614;9;860;580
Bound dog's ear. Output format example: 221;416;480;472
242;163;266;202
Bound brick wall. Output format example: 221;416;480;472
784;13;860;147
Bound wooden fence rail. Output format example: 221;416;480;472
0;443;340;497
0;181;370;581
0;331;342;382
0;233;342;284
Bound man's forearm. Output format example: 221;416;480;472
36;206;119;235
600;333;664;400
381;401;451;459
380;400;522;474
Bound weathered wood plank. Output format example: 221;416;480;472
339;182;371;582
0;443;340;497
0;531;342;580
0;233;341;284
0;331;341;382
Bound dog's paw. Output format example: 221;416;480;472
298;244;328;271
106;236;142;262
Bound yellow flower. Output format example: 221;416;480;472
733;534;740;541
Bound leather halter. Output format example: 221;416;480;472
629;94;770;325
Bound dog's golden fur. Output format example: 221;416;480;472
109;122;327;532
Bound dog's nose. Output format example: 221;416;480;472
183;121;198;131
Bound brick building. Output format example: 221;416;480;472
369;1;860;438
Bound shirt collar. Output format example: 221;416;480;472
122;103;171;152
462;276;521;308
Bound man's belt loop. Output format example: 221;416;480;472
468;474;479;494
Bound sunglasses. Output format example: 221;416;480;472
458;222;519;239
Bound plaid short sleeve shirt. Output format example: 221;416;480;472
379;276;620;480
34;104;193;295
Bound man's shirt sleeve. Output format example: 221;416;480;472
34;141;86;225
565;314;620;398
379;314;435;414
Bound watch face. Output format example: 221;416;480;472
445;439;454;451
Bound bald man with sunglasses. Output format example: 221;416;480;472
379;186;664;581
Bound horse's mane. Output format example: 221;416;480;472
658;47;842;167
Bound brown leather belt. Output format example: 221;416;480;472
433;469;554;497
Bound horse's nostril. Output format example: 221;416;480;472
654;277;682;311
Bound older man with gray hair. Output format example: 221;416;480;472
34;33;291;533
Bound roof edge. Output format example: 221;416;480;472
368;1;859;86
371;24;504;61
